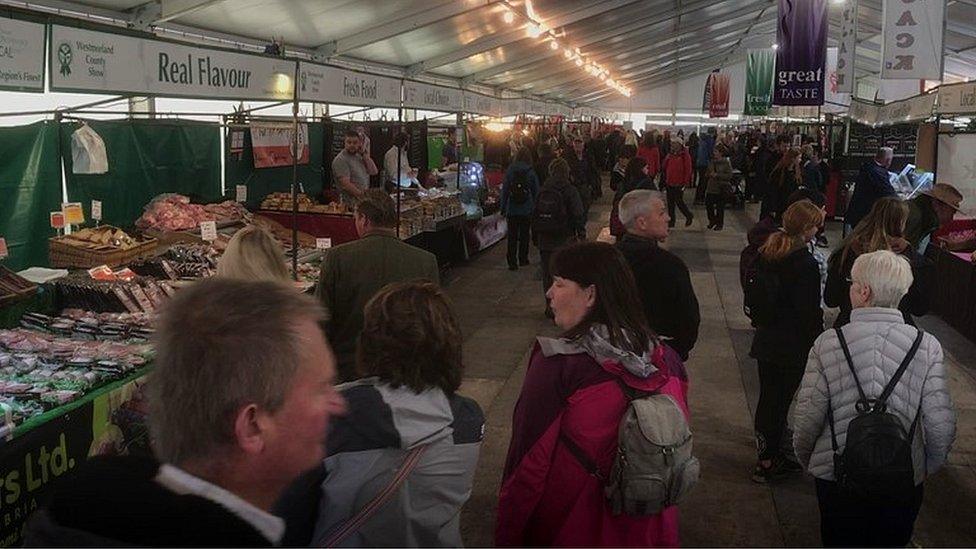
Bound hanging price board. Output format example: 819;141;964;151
315;238;332;250
0;238;7;260
61;203;85;225
91;200;103;221
235;185;248;203
50;212;66;229
200;221;218;242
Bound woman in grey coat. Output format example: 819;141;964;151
793;250;955;547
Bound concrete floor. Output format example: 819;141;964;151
448;181;976;547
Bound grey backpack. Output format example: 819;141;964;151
561;381;700;516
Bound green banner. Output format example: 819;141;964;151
0;122;62;270
745;49;776;116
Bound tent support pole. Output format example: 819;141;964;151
291;62;300;281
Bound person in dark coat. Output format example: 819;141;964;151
534;142;557;190
825;197;931;328
565;137;598;214
749;200;825;483
501;147;541;271
534;158;585;317
616;189;701;360
761;147;802;222
845;147;896;231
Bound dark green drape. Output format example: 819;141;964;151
0;122;62;270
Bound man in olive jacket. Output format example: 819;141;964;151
316;190;440;380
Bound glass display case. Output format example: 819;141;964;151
437;161;488;221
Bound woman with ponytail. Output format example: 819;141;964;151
748;199;825;483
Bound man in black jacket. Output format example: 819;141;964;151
615;189;700;360
24;280;348;547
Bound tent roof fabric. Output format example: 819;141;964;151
15;0;976;106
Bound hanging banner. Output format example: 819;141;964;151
403;81;463;112
836;0;857;94
0;17;45;92
297;62;400;107
49;25;295;100
881;0;945;80
849;99;879;125
773;0;828;106
876;93;936;124
462;91;500;117
706;72;730;118
937;81;976;115
824;47;850;113
250;123;309;168
744;49;775;116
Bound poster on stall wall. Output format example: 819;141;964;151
881;0;945;80
835;0;857;94
706;72;730;118
744;49;775;116
773;0;828;106
936;134;976;216
250;123;309;168
0;17;45;92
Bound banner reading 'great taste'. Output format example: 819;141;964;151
773;0;828;106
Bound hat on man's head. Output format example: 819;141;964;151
923;183;963;211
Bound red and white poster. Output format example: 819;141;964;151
250;123;309;168
706;72;730;118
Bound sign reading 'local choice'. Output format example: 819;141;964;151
937;82;976;115
298;62;400;107
403;81;463;111
881;0;945;80
463;91;500;117
773;0;828;106
0;17;45;92
50;25;296;100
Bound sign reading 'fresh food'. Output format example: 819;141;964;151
0;17;45;92
49;25;296;100
298;62;401;107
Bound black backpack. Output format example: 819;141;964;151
742;260;781;327
533;186;568;233
509;169;530;205
828;327;925;504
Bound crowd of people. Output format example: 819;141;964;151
21;121;963;548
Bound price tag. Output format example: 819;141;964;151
0;237;7;260
235;185;247;203
61;202;85;225
315;238;332;250
200;221;218;242
91;200;103;221
50;212;66;230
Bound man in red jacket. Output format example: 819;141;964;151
662;140;694;227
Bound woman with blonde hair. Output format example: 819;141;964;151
748;199;825;483
824;197;931;328
216;225;290;282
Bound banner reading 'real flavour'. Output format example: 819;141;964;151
50;25;296;100
773;0;828;106
744;49;775;116
706;72;730;118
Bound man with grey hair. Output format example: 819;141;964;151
615;189;700;360
846;146;896;231
25;279;348;546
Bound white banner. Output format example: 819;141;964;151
462;90;500;117
881;0;945;80
875;93;935;124
403;81;462;111
836;0;857;94
0;17;45;92
824;47;849;113
500;98;523;117
936;134;976;215
50;25;296;100
523;99;547;115
937;81;976;115
298;62;400;107
849;99;879;125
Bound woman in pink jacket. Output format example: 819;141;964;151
496;242;690;547
662;140;694;227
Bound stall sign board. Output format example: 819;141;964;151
937;82;976;115
250;123;309;168
49;25;296;100
463;91;500;117
61;203;84;225
49;212;65;230
200;221;218;241
0;17;45;92
298;62;401;108
875;93;936;125
90;200;102;221
881;0;945;80
0;237;7;260
235;185;247;203
316;238;332;249
403;81;463;112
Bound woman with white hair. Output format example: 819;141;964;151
792;249;956;547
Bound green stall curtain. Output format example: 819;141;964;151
0;122;62;270
225;122;324;210
61;119;222;228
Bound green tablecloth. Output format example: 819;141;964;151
0;288;54;329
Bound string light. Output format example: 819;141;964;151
550;40;559;50
503;9;515;24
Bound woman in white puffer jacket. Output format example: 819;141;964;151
792;249;955;548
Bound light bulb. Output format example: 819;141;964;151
527;24;542;38
550;40;559;50
564;48;573;59
503;10;515;24
575;58;583;67
772;43;779;50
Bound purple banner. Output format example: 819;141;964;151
773;0;828;106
